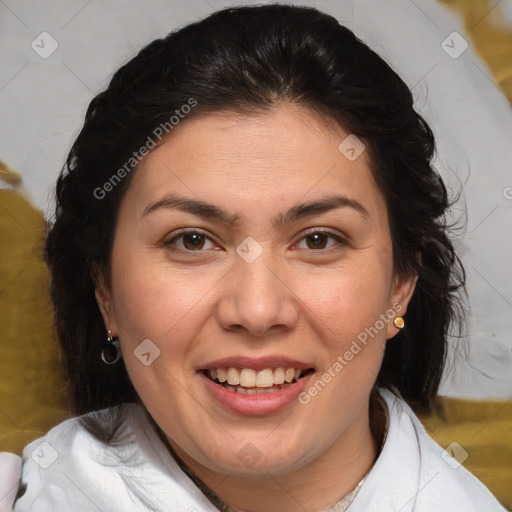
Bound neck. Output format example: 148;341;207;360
151;390;385;512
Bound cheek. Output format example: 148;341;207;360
109;246;216;346
297;259;391;427
108;248;208;410
304;257;392;348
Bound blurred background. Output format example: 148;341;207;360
1;0;511;508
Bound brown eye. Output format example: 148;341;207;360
164;230;216;252
305;233;329;250
296;230;346;251
182;233;206;250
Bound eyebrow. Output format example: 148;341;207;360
141;193;370;226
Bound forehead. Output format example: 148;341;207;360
123;103;386;223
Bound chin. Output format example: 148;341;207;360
195;436;314;476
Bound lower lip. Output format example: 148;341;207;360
199;372;314;416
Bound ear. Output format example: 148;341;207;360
91;265;118;334
386;270;418;340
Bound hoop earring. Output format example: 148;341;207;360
393;317;405;329
101;330;122;364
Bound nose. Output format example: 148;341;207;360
216;245;299;338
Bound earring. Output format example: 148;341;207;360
101;330;122;364
393;317;405;329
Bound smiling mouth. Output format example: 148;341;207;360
202;367;315;395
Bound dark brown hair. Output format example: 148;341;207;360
44;4;466;437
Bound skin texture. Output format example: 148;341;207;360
96;103;417;512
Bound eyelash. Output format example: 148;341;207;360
163;228;347;254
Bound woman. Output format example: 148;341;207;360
2;4;507;511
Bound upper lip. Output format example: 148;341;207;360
198;356;314;372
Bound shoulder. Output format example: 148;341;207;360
373;388;507;512
13;403;145;509
21;402;142;465
11;403;219;511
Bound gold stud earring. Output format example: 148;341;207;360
393;317;405;329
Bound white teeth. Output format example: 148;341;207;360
239;368;256;387
273;368;285;384
208;366;309;387
256;369;274;387
227;367;240;385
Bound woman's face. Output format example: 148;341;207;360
96;103;416;477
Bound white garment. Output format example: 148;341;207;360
0;453;21;512
0;388;506;512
